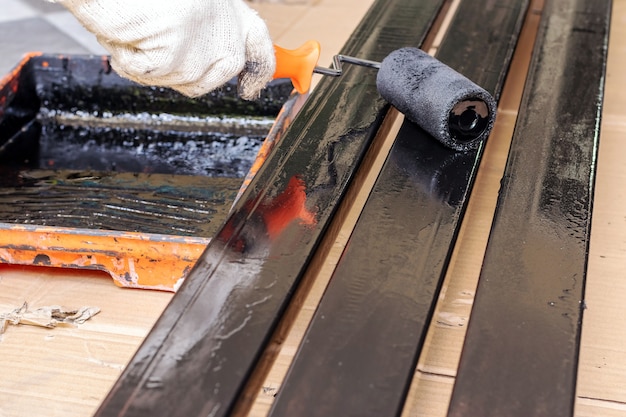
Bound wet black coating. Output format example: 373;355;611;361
376;47;497;151
448;0;610;413
0;54;293;237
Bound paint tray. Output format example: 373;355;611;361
0;53;301;290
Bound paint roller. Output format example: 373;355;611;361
272;40;496;151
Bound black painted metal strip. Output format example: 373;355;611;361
268;1;529;416
447;0;610;415
93;1;445;416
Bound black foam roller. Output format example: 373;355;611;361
376;47;497;151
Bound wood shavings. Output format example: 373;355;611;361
0;302;100;336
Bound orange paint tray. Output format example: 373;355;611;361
0;53;304;291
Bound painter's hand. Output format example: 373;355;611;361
53;0;275;99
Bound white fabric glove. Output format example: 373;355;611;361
51;0;276;100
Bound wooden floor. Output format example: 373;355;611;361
1;0;625;416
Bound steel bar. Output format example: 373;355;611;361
313;54;381;77
447;0;610;415
267;1;529;416
93;0;446;416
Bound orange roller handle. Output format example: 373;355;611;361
273;40;321;94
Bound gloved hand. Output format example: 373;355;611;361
52;0;276;100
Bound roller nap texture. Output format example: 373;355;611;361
376;47;497;151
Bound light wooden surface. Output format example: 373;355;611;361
1;1;625;416
0;266;172;417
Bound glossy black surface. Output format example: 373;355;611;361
447;0;610;415
93;1;446;416
268;1;529;416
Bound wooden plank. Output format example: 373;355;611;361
447;0;611;415
400;2;545;414
92;1;446;416
266;1;529;416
